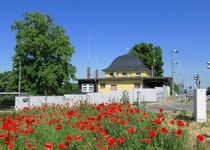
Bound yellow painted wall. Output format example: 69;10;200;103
104;70;150;78
140;71;150;77
98;80;142;93
105;72;111;77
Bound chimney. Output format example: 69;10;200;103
95;69;98;79
87;67;90;79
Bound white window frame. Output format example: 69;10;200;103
136;72;141;76
110;72;116;77
82;83;94;92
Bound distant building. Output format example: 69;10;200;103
78;53;171;93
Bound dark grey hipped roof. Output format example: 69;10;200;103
103;53;150;72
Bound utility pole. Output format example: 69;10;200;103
151;66;154;77
18;60;21;96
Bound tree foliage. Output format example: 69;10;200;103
11;12;76;95
207;86;210;95
174;82;181;95
0;71;16;92
129;42;164;77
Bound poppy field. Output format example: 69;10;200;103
0;101;208;150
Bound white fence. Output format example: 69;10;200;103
15;95;86;110
15;86;169;110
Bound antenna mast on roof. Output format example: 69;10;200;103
88;32;90;67
87;32;91;79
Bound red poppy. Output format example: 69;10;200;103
26;142;33;148
159;108;164;113
169;120;175;125
159;127;169;133
96;115;102;121
175;129;182;135
75;135;82;141
196;134;205;142
140;138;151;144
57;143;66;149
109;118;114;123
121;120;127;126
56;124;62;130
116;137;125;144
98;128;107;136
148;130;157;138
135;108;140;113
80;126;85;131
157;114;163;119
96;122;102;128
104;135;109;141
142;113;149;118
176;120;184;127
88;125;95;132
5;137;12;145
152;119;161;125
0;133;5;138
45;142;53;150
25;128;34;134
127;127;136;133
66;135;73;141
106;137;115;146
8;143;14;149
136;119;140;123
97;143;105;150
114;116;121;123
1;119;13;130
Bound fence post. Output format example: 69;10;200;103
45;96;47;104
137;91;141;108
193;89;207;122
28;96;31;108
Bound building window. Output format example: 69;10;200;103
111;85;117;91
100;83;106;88
136;72;141;76
122;72;128;76
134;83;140;88
82;84;94;92
110;72;116;77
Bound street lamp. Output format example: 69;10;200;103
207;61;210;69
171;49;179;96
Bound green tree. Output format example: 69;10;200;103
129;42;164;77
174;83;181;95
0;71;16;92
11;12;76;95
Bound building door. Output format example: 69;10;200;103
111;85;117;91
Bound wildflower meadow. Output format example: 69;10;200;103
0;101;208;149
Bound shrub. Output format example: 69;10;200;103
120;90;130;103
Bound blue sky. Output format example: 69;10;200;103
0;0;210;89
